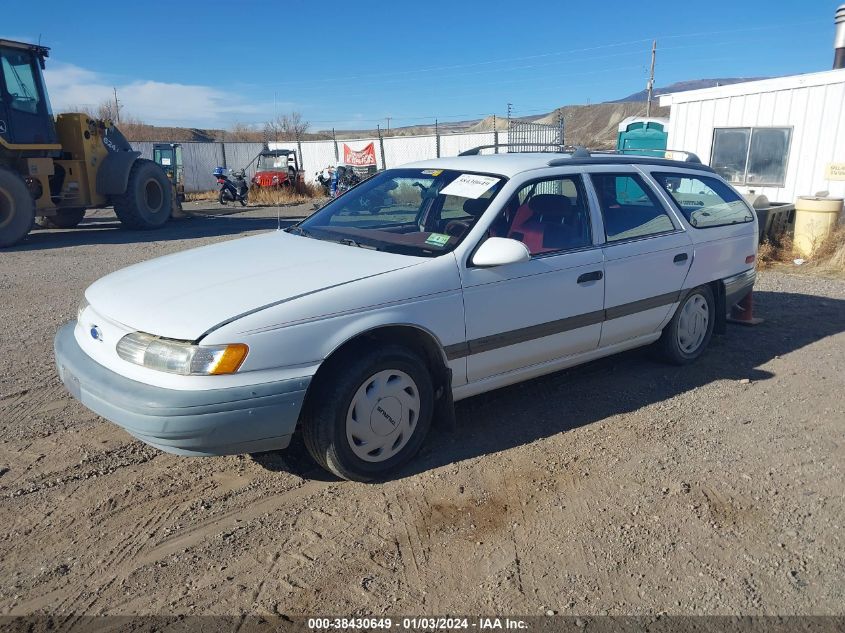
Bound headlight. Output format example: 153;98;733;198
77;298;89;321
116;332;248;375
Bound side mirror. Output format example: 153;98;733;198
471;237;531;267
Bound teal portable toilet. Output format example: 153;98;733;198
617;117;669;156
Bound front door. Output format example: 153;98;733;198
587;169;693;347
461;173;606;383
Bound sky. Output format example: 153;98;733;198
9;0;841;131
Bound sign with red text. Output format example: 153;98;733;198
343;142;377;167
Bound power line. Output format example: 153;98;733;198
252;18;825;90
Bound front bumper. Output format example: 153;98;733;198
723;268;756;309
54;322;310;456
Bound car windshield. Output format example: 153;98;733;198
291;168;507;257
258;154;290;171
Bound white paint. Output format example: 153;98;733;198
659;69;845;202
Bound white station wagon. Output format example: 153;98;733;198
55;149;758;481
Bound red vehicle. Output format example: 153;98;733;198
251;149;302;188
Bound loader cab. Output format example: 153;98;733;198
0;40;58;148
153;143;183;185
153;143;185;202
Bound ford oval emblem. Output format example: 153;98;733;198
90;325;103;341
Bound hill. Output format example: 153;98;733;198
610;77;767;102
122;77;757;145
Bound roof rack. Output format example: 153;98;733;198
587;148;703;164
458;144;703;165
458;143;580;156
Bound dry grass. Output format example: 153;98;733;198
184;190;218;202
248;181;324;206
757;233;794;270
183;182;325;207
757;226;845;277
807;226;845;276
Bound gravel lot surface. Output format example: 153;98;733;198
1;205;843;618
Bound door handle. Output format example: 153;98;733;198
577;270;603;284
673;253;689;263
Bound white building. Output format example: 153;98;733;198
659;68;845;203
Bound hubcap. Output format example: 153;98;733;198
677;293;709;354
346;369;420;463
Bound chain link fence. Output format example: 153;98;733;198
507;120;564;152
131;131;512;192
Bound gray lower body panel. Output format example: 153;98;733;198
54;322;310;456
723;268;756;310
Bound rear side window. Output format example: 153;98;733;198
652;173;753;229
590;173;675;242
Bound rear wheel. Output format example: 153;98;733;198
36;208;86;229
0;168;34;247
657;285;715;365
302;345;434;482
113;159;172;229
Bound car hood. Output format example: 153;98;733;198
85;231;424;340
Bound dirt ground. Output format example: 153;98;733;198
1;204;843;619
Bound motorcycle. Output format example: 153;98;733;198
315;167;334;196
214;167;249;206
333;165;362;198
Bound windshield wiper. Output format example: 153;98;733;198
337;237;379;250
286;225;312;237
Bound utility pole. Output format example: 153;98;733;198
646;39;656;117
386;117;391;135
112;86;121;123
507;102;513;128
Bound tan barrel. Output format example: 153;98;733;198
793;196;843;258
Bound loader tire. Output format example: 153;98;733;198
0;168;34;248
113;159;172;230
36;208;86;229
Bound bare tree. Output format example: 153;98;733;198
263;111;310;141
226;122;262;142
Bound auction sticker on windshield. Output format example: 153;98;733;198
440;174;500;199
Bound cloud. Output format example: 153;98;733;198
44;63;275;128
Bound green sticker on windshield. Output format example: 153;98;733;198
425;233;451;247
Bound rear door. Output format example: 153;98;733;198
586;168;693;347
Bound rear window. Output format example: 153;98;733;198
651;173;754;229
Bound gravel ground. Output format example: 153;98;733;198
0;205;843;618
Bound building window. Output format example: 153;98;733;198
711;127;792;187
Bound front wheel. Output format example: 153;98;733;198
656;285;715;365
302;345;434;482
113;159;172;230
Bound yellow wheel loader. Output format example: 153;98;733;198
0;39;172;247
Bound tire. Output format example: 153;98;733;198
218;190;229;205
239;193;247;207
287;168;296;187
0;167;35;247
657;284;715;365
36;208;86;229
302;345;434;482
113;159;172;230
